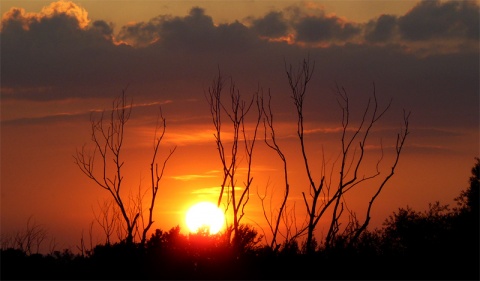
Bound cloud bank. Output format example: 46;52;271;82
1;0;478;129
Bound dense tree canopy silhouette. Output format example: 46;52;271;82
456;157;479;215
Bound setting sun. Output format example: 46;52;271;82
186;202;225;234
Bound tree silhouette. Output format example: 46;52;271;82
6;216;48;255
74;91;175;246
455;157;479;215
260;57;410;253
452;156;479;275
208;58;410;254
140;107;176;247
260;91;300;251
206;71;262;250
375;157;480;279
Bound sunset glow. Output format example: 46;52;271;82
0;0;478;258
185;202;225;234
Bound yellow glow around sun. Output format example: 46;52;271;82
186;202;225;234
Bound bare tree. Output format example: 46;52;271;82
206;71;262;247
259;91;306;250
283;58;410;253
6;216;48;254
77;220;95;257
74;91;137;245
74;91;175;246
347;109;410;246
0;233;14;250
92;199;118;245
140;108;176;247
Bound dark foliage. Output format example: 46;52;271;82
2;158;479;280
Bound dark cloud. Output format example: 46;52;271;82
91;20;114;38
118;7;259;51
398;0;479;41
365;14;397;43
294;15;361;43
0;3;275;102
1;112;88;126
250;11;288;38
117;16;164;47
1;2;129;101
158;7;215;49
156;7;261;53
0;0;478;132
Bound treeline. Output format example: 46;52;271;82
2;158;478;280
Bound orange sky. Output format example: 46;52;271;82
1;0;478;253
1;0;419;27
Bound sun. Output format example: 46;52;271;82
186;202;225;234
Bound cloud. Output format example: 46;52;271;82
0;98;171;126
303;126;349;135
253;2;364;45
117;7;218;48
1;0;90;30
158;7;216;48
398;0;479;41
118;7;261;51
0;0;478;133
1;111;88;126
39;0;90;28
1;1;127;101
294;14;361;43
413;127;466;138
249;11;289;38
365;14;398;43
91;20;114;39
117;16;163;47
171;174;217;181
191;187;223;195
360;0;479;53
405;143;456;154
191;186;245;196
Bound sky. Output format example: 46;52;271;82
1;0;479;253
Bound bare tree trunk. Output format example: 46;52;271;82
140;108;176;248
260;90;292;250
74;91;175;246
206;70;262;249
93;199;119;245
348;110;410;246
283;58;410;253
285;57;324;254
74;91;137;245
11;216;47;255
